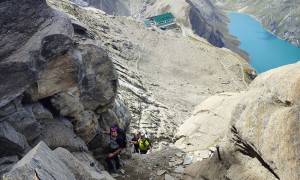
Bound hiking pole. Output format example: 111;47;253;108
216;145;221;161
85;130;100;146
79;146;102;174
79;145;95;166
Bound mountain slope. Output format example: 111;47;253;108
67;0;226;47
47;0;254;139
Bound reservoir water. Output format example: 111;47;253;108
228;12;300;73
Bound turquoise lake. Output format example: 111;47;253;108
228;12;300;73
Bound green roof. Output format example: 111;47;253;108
144;20;151;25
152;13;175;23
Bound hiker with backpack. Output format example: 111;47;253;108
103;125;126;173
137;133;152;154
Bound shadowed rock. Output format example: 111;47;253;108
41;34;73;60
0;0;73;108
0;122;29;158
1;103;42;141
32;118;87;152
50;92;100;142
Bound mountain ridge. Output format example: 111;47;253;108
214;0;300;46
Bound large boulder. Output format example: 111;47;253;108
50;92;100;142
0;0;73;108
26;43;118;110
2;141;76;180
111;98;132;129
32;118;87;152
76;44;118;110
25;49;80;102
180;62;300;179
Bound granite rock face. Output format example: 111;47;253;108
0;0;131;177
180;62;300;179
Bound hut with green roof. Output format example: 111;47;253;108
152;12;175;29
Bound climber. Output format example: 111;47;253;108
137;133;152;154
130;132;140;153
103;125;126;173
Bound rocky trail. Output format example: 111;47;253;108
110;143;217;180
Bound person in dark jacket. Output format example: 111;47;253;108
131;132;140;153
103;125;126;173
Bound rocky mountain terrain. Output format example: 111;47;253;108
68;0;226;48
47;0;255;139
1;0;300;179
68;0;250;64
214;0;300;46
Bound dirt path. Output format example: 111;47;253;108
114;146;188;180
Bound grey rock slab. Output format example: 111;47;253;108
32;118;86;152
120;169;125;174
3;141;75;180
101;171;117;180
174;159;183;166
209;146;216;152
193;150;201;156
168;162;174;167
111;173;119;178
199;150;211;159
157;170;166;176
183;155;193;165
174;166;185;174
165;174;175;180
54;147;105;180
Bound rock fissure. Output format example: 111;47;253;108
34;169;42;180
231;126;280;179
